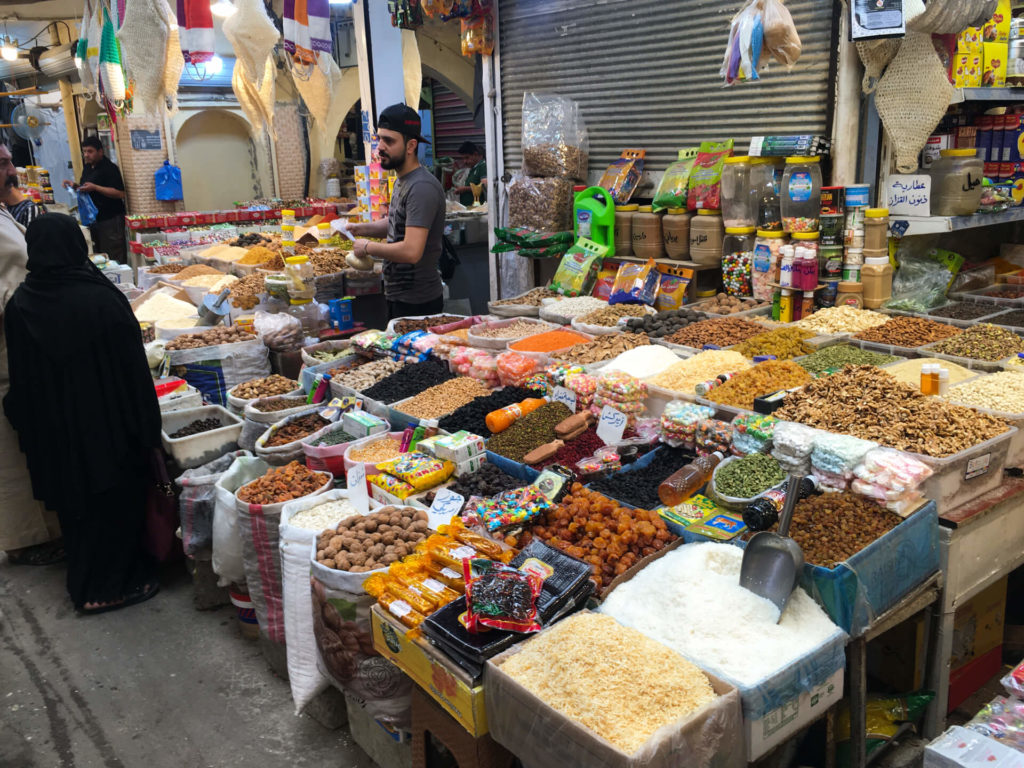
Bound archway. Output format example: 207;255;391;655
175;109;266;210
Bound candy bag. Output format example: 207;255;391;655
549;238;608;297
376;453;455;491
591;259;620;301
463;558;543;633
653;148;699;211
609;259;660;306
598;149;646;204
463;486;552;532
655;266;694;312
687;140;735;211
369;472;418;499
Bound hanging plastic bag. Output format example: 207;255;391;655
77;190;99;227
154;159;183;201
884;246;964;312
521;92;590;181
763;0;802;69
721;0;764;85
461;14;494;55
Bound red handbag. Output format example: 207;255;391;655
144;448;183;564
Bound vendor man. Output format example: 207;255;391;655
62;136;126;264
454;140;487;207
350;104;445;319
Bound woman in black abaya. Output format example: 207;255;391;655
3;213;161;613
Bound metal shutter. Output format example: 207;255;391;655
497;0;838;176
431;81;486;159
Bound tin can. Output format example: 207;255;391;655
843;263;861;281
845;184;871;208
820;247;844;279
819;214;844;246
818;279;840;308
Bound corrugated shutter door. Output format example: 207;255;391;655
431;81;486;159
498;0;836;175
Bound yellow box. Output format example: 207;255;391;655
959;27;983;53
983;0;1011;43
955;54;983;88
370;605;488;736
984;43;1008;87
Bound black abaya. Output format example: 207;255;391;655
3;213;162;607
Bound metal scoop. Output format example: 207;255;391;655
740;474;805;621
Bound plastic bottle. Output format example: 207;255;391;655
779;245;795;288
742;477;817;531
938;367;950;396
920;364;935;395
485;398;547;433
658;451;725;507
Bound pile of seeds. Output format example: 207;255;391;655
437;386;536;437
663;317;768;348
251;396;310;413
852;316;962;347
929;302;999;321
732;327;816;360
396;377;492;419
361;359;455;403
491;287;560;306
929;324;1024;361
795;345;897;376
471;320;550;339
588;446;692;510
486;402;573;462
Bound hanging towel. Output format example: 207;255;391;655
223;0;280;85
178;0;215;64
283;0;331;66
117;0;173;114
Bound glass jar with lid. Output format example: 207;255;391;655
722;227;756;297
929;149;984;216
631;205;665;259
663;208;692;259
614;204;637;257
749;159;779;231
721;156;755;228
689;209;724;265
781;156;823;233
752;230;787;301
836;280;864;309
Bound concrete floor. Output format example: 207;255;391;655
0;557;378;768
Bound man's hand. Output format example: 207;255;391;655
347;222;370;237
79;182;97;193
63;179;77;190
352;239;370;259
454;185;468;194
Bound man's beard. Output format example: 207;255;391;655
379;153;403;171
4;176;17;189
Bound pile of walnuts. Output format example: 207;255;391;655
315;506;430;572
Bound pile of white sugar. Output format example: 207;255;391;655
600;543;840;686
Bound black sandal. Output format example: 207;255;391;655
6;540;66;566
77;583;159;616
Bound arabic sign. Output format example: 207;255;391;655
886;174;931;217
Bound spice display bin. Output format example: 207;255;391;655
736;500;939;636
601;549;847;763
923;302;1006;323
160;405;243;469
485;631;745;768
916;340;1020;373
953;285;1024;307
484;451;540;483
387;398;443;430
905;426;1015;513
580;446;673;509
977;308;1024;330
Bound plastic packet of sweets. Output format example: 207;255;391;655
463;558;543;633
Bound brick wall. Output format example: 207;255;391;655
114;115;182;216
273;102;308;200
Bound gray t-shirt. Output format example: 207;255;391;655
385;166;445;303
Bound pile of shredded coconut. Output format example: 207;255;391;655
600;543;839;686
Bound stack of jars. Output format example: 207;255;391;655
862;208;892;309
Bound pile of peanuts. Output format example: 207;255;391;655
231;374;299;400
852;316;962;347
663;317;768;348
397;377;492;419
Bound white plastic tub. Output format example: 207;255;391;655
161;405;243;469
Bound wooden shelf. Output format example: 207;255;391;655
612;255;721;271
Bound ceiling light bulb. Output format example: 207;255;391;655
2;39;18;61
206;55;223;75
210;0;236;17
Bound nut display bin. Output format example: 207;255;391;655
917;339;1020;373
954;284;1024;307
161;405;243;469
905;427;1016;513
925;302;1007;323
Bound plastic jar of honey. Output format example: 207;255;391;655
689;209;724;265
631;206;665;259
662;208;692;259
614;204;637;257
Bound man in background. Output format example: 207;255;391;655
63;136;126;263
0;145;43;228
453;141;486;207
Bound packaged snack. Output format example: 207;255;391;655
364;574;429;629
508;174;574;232
439;517;507;560
375;453;455;491
654;266;694;312
463;486;552;532
687;140;735;211
598;149;646;204
549;238;608;297
460;14;493;56
463;558;543;633
609;259;660;306
653;149;699;211
496;351;540;387
421;533;479;571
368;472;417;499
591;259;620;301
493;227;576;248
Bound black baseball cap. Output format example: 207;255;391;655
458;141;480;155
378;104;431;145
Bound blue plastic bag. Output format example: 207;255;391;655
77;190;99;226
154;160;183;201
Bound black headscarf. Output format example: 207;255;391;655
3;213;162;509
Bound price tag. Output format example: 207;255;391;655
551;386;576;412
596;405;627;445
346;463;368;514
428;488;465;530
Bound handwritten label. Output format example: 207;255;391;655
346;463;368;514
596;405;627;445
428;488;465;530
551;386;577;412
886;174;931;217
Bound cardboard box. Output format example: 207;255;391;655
452;455;487;478
959;26;983;53
951;577;1007;670
747;668;844;762
371;605;488;736
925;725;1024;768
984;42;1008;87
435;432;487;464
955;54;984;87
983;0;1012;44
485;632;745;768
